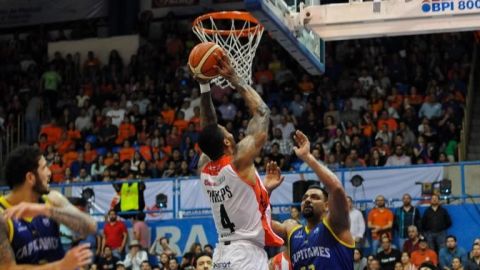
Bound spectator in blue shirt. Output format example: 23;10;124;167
439;235;468;270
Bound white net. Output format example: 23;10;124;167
192;12;264;89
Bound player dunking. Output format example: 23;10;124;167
273;130;354;270
195;53;284;270
0;145;97;269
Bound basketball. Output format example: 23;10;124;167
188;42;225;80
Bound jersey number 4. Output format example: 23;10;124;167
220;204;236;233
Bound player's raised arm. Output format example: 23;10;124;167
293;130;353;244
215;54;270;171
190;58;216;171
192;76;217;129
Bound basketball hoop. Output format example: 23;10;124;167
192;11;264;88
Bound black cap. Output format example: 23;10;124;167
419;261;437;270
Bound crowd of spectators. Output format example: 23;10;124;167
348;193;480;270
0;13;476;270
0;15;472;184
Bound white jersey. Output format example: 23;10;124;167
201;155;284;248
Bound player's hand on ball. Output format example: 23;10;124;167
61;243;93;270
213;53;239;85
293;130;311;160
264;161;285;193
3;202;49;220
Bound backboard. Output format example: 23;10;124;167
245;0;480;75
245;0;325;75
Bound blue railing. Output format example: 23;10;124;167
1;161;479;219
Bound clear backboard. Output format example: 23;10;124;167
245;0;325;75
245;0;480;75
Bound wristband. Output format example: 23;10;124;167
199;83;211;93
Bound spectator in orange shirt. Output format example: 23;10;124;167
63;144;79;168
387;87;404;110
138;145;152;162
115;117;136;145
55;132;73;155
407;86;424;109
40;118;63;145
66;121;82;142
377;110;398;132
49;155;65;184
370;92;384;116
368;195;394;254
161;102;175;125
119;140;135;162
411;237;438;267
173;111;189;134
103;151;115;167
83;142;97;164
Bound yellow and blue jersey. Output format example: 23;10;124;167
0;196;64;264
288;218;354;270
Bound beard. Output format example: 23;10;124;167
33;173;49;195
302;205;315;219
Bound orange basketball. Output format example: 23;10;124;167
188;42;225;80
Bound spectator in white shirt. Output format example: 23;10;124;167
348;196;366;247
106;101;126;127
123;240;148;270
385;145;412;166
75;108;92;132
358;69;374;91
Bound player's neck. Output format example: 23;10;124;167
306;217;321;230
7;187;40;204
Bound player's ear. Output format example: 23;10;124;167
25;171;35;187
224;138;230;146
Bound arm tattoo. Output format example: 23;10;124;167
200;92;218;128
0;216;15;265
245;103;270;136
50;206;97;238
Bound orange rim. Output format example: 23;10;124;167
193;11;264;37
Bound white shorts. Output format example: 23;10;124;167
212;240;268;270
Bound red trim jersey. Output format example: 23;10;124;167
201;155;284;247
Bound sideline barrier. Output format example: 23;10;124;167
1;161;480;219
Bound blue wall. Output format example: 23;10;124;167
107;204;480;254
